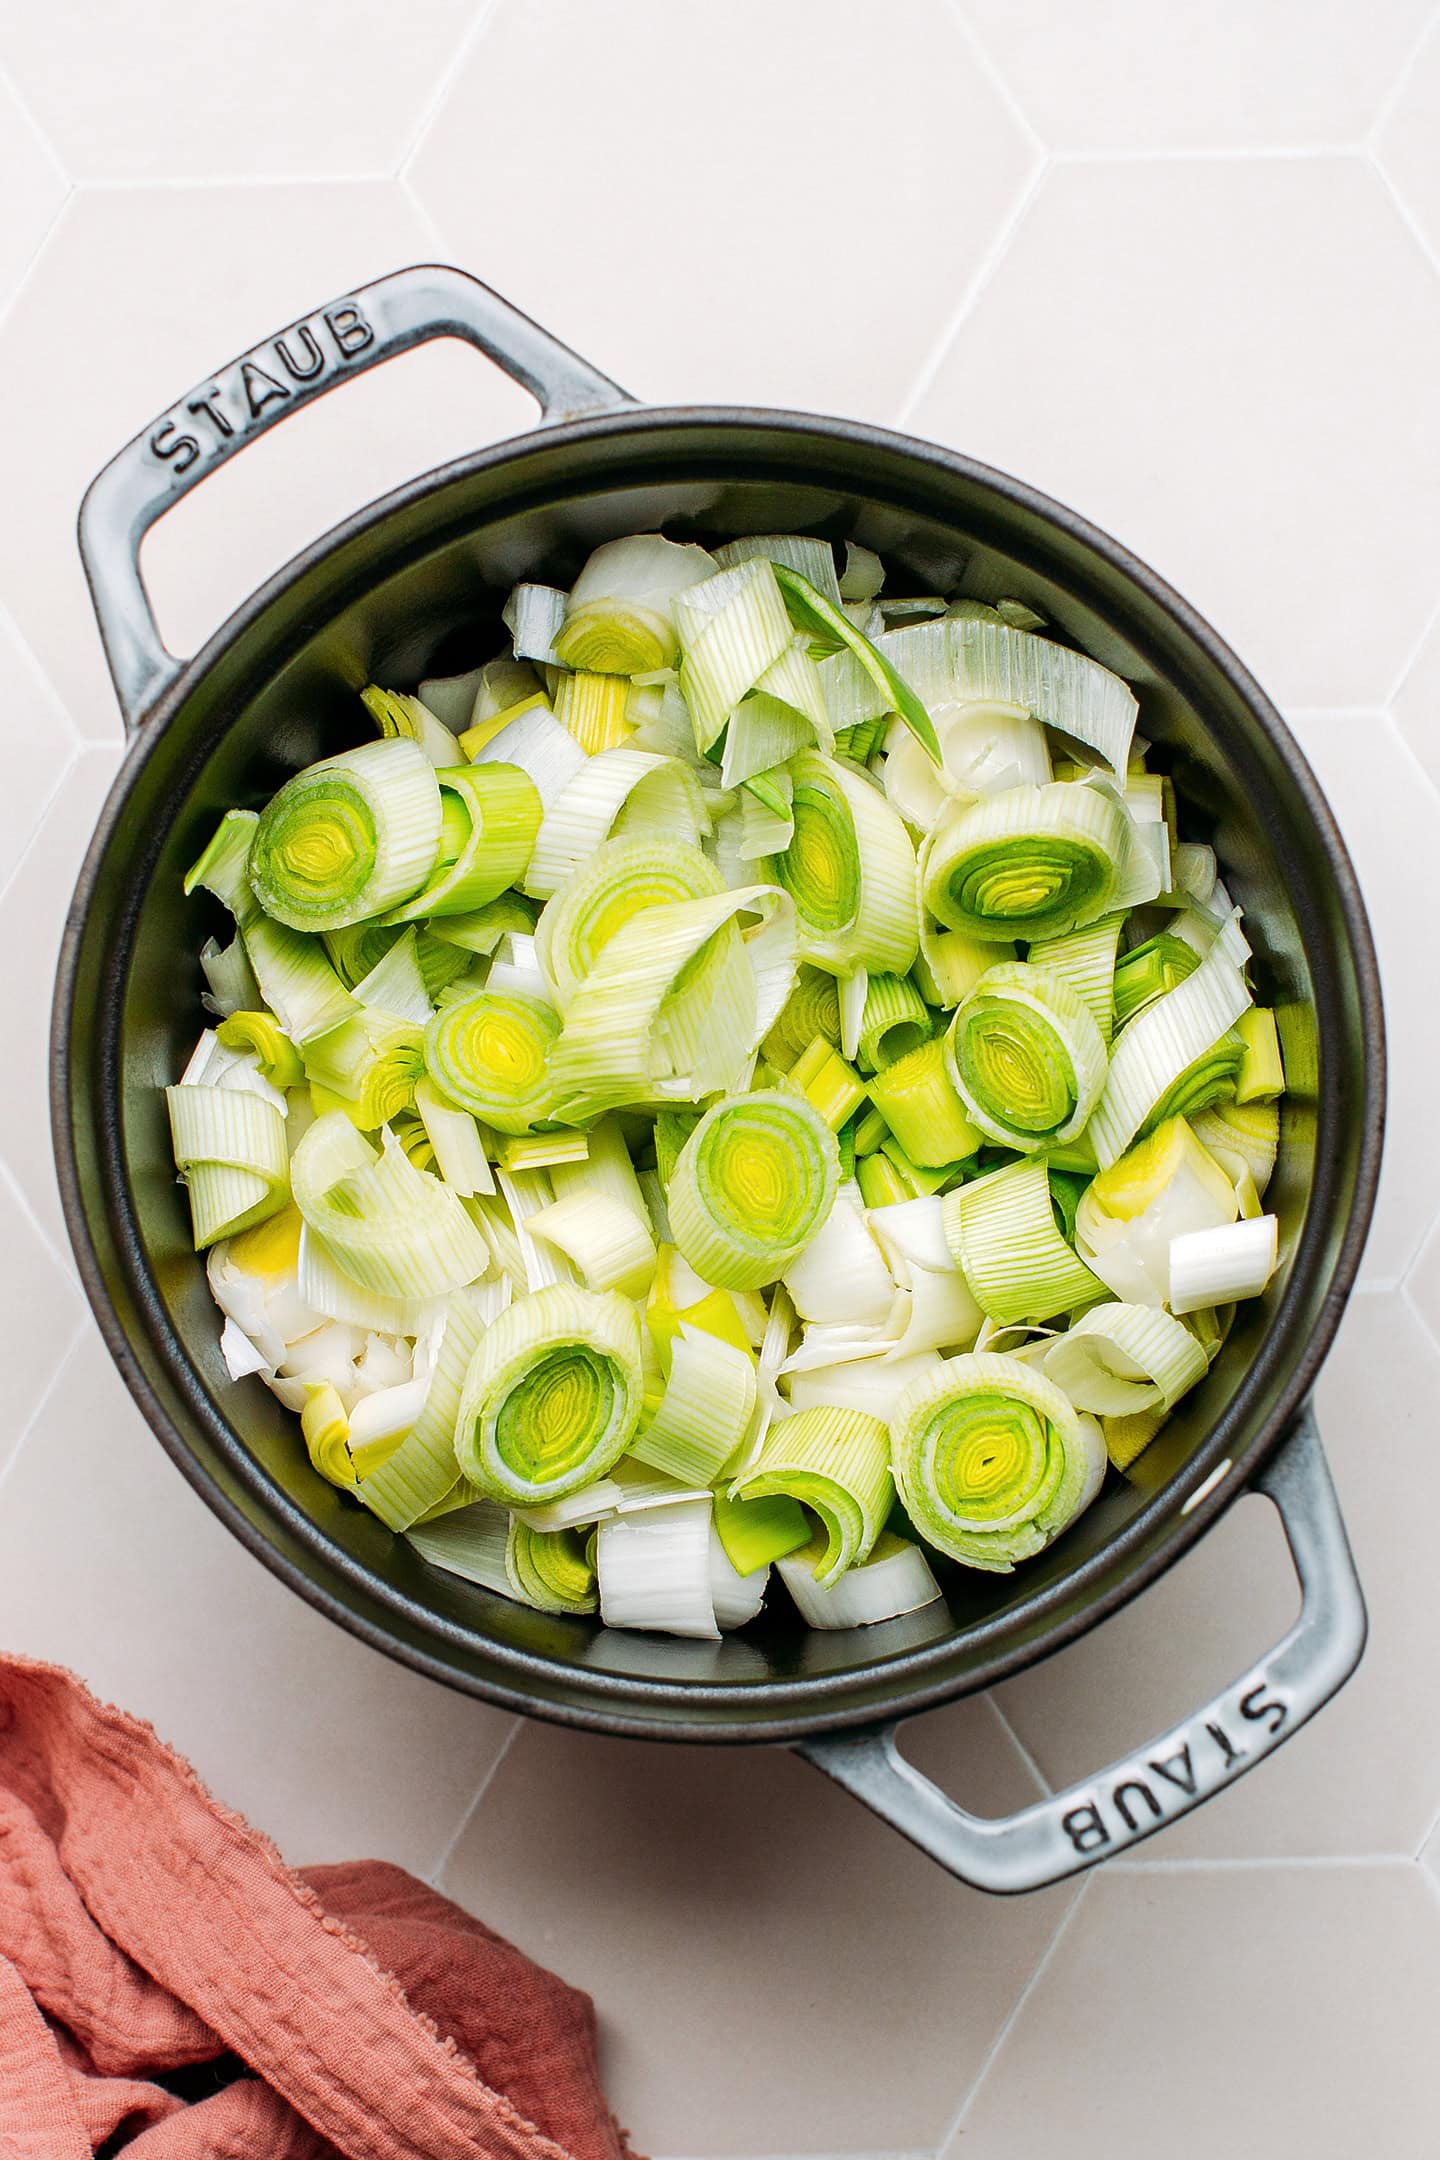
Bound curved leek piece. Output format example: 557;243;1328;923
772;564;941;766
778;1529;942;1628
350;927;433;1022
1075;1116;1238;1307
357;1289;499;1530
771;750;919;976
425;891;536;959
166;1085;289;1248
214;1010;303;1089
535;838;724;1009
200;932;262;1018
303;1014;426;1130
552;670;634;753
708;1532;769;1630
467;700;588;809
525;1192;657;1299
857;972;930;1073
296;1224;441;1334
1026;914;1124;1045
378;763;542;922
503;582;567;665
1112;931;1201;1030
321;920;401;988
714;533;843;607
783;1191;895;1326
242;916;358;1044
1042;1302;1207;1416
944;961;1107;1153
1169;1216;1278;1315
891;1352;1103;1572
597;1496;719;1639
187;807;260;917
301;1382;365;1491
360;684;458;767
630;1322;758;1486
555;534;718;673
839;541;885;602
1192;1098;1280;1196
712;1488;810;1574
721;694;814;791
668;1090;838;1292
915;907;1012;1011
406;1501;512;1592
291;1113;488;1300
247;739;442;932
884;700;1052;832
921;782;1126;942
787;1349;945;1422
1090;942;1253;1168
523;748;708;900
507;1517;599;1613
739;770;793;860
454;1282;643;1505
943;1158;1104;1325
787;1036;866;1130
866;1036;983;1168
766;964;842;1064
674;559;794;753
424;989;558;1135
413;1078;493;1198
1104;1405;1168;1474
732;1406;892;1587
547;885;796;1121
822;616;1137;778
1235;1007;1285;1103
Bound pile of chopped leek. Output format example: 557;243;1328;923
169;531;1286;1640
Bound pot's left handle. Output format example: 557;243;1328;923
78;262;636;732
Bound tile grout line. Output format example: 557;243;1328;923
1366;147;1440;286
1412;1798;1440;1864
943;1;1049;160
984;1691;1053;1799
0;1319;91;1508
1364;0;1440;150
395;0;505;180
892;151;1050;431
0;1156;85;1299
1108;1853;1418;1873
935;1874;1091;2152
1384;584;1440;710
1053;143;1364;164
424;1714;525;1889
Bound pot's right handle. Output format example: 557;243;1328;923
78;262;635;733
795;1404;1364;1894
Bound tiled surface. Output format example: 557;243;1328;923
0;7;1437;2155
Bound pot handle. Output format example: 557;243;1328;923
794;1404;1364;1894
77;262;635;731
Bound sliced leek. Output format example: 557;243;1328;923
424;989;558;1134
921;783;1126;942
248;739;442;932
731;1404;893;1585
630;1322;757;1485
944;961;1107;1152
1090;942;1252;1168
771;750;919;976
866;1037;982;1168
667;1089;839;1291
1042;1302;1207;1415
291;1113;488;1301
943;1158;1104;1325
555;534;717;673
778;1530;942;1627
454;1283;643;1504
166;1084;290;1247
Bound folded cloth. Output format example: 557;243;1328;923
0;1655;639;2160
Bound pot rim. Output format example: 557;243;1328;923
52;402;1386;1741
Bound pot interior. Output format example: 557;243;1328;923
64;414;1378;1734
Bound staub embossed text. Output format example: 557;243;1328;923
146;302;376;477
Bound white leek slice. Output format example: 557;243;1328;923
220;1316;270;1380
943;1158;1104;1326
165;1084;290;1248
786;1349;944;1423
721;695;814;789
407;1501;598;1614
407;1501;513;1594
1075;1115;1238;1307
779;1530;941;1628
708;1531;769;1630
517;1477;624;1532
1171;840;1217;906
454;1281;643;1505
349;927;434;1023
484;930;551;1005
881;1266;985;1360
522;748;708;900
738;770;794;859
1043;1302;1207;1415
414;1078;494;1198
1169;1216;1278;1314
864;1196;957;1276
631;1323;757;1486
597;1495;719;1639
771;750;919;977
247;738;441;933
921;782;1127;943
610;1457;712;1512
839;541;885;602
1090;941;1253;1169
838;965;868;1063
495;1165;576;1293
503;582;567;664
468;702;588;810
714;533;842;606
291;1113;488;1301
731;1404;892;1585
674;559;794;753
418;664;486;732
782;1191;894;1326
297;1225;441;1334
667;1089;838;1292
357;1288;499;1530
884;699;1052;832
1192;1098;1280;1196
525;1192;657;1299
243;916;359;1044
549;1114;651;1232
200;933;261;1017
555;535;718;673
535;837;724;1009
891;1351;1100;1572
944;960;1108;1153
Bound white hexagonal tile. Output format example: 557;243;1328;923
1288;710;1440;1283
946;1865;1440;2158
0;0;476;182
0;1160;84;1477
910;157;1440;711
438;1697;1072;2155
988;1290;1440;1862
0;67;65;311
0;184;537;738
0;1324;516;1872
0;601;77;896
408;0;1039;418
1392;600;1440;791
1;742;122;1254
962;0;1433;151
1375;13;1440;264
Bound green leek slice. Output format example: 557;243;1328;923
1112;931;1201;1029
377;762;541;922
424;989;559;1135
454;1282;643;1504
667;1089;839;1291
711;1489;810;1574
247;738;442;932
213;1010;303;1090
165;1084;290;1248
944;961;1107;1153
866;1037;983;1168
770;750;919;976
523;747;708;900
302;1012;426;1129
856;971;931;1072
555;534;717;673
1235;1007;1285;1103
360;684;458;767
771;564;941;766
942;1158;1104;1325
1090;942;1252;1168
921;782;1126;942
730;1404;893;1584
551;670;635;753
630;1322;758;1486
891;1352;1105;1571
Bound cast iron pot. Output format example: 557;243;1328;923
55;265;1384;1894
